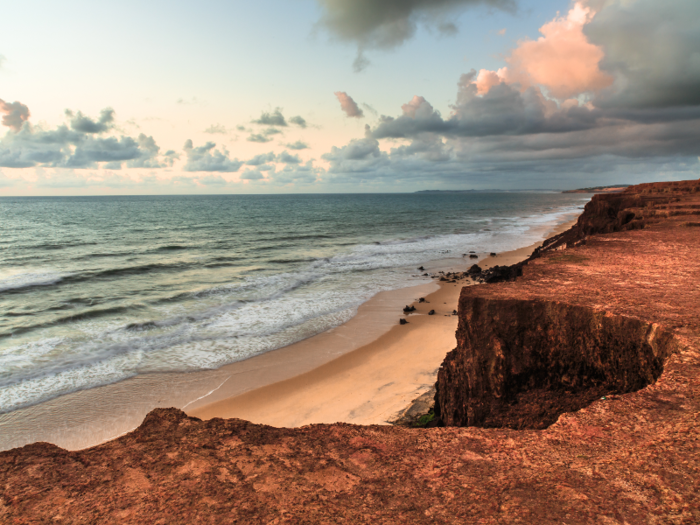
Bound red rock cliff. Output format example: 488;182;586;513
436;179;700;430
1;180;699;524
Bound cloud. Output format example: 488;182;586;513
316;0;516;70
361;103;378;116
66;108;115;134
247;127;283;143
286;140;309;150
240;169;265;180
183;140;243;172
247;134;272;143
204;124;228;134
253;108;287;127
0;106;169;169
289;116;307;128
322;136;390;176
0;99;30;131
475;2;612;99
271;161;321;185
318;0;700;188
316;0;515;50
585;0;700;109
335;91;364;118
277;151;302;164
246;152;276;166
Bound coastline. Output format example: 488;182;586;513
6;180;699;523
0;212;579;452
188;216;579;426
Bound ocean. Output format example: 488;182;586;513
0;192;588;416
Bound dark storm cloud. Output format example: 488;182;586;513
0;99;30;131
370;81;599;139
586;0;700;110
316;0;516;70
316;0;516;48
313;0;695;188
182;140;243;172
366;71;700;161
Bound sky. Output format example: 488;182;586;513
0;0;698;195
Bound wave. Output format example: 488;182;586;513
62;261;195;284
154;245;188;252
1;305;142;338
0;271;66;294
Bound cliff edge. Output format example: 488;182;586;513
2;180;699;524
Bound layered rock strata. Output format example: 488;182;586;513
1;180;699;524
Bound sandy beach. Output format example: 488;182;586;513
0;215;578;452
188;217;578;426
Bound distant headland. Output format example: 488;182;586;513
561;184;631;194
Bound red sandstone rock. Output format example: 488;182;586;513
1;180;700;524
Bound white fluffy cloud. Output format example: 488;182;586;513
0;105;169;169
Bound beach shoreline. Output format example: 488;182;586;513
0;212;580;452
187;216;579;426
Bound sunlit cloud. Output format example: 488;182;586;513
0;99;30;131
475;2;612;99
334;91;364;118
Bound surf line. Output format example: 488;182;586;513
181;375;232;410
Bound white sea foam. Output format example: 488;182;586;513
0;270;66;293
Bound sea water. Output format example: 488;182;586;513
0;192;588;415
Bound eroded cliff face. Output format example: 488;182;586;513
435;179;700;430
533;179;700;254
436;300;676;429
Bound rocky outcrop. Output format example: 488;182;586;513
532;179;700;256
435;300;676;429
435;179;700;431
1;179;699;523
